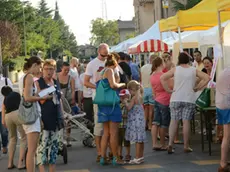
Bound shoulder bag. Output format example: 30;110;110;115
18;74;39;125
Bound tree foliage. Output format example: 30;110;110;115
38;0;52;18
0;21;21;62
172;0;202;12
0;0;78;68
126;32;136;40
90;18;119;46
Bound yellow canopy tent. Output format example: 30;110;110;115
217;0;230;11
159;0;230;32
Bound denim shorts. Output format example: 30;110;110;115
143;88;155;105
152;101;170;128
217;108;230;125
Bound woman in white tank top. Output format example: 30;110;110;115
161;52;209;154
22;57;52;172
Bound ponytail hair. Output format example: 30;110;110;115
23;56;43;71
151;56;163;74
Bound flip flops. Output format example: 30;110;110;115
174;140;184;144
153;147;167;151
8;165;16;170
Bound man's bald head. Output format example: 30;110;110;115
98;43;109;60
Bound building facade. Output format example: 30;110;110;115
133;0;185;34
117;19;136;42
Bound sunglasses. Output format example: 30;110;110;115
100;54;108;57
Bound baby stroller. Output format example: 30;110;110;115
61;97;95;148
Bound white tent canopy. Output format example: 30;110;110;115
199;20;230;46
111;21;178;52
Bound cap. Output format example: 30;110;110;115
119;89;130;96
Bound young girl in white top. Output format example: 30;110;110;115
123;80;146;164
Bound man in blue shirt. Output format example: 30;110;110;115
125;54;141;82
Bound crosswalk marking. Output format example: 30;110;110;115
191;160;219;165
123;164;162;170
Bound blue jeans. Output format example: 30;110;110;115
0;112;8;148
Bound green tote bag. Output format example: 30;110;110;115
93;79;120;106
196;88;210;108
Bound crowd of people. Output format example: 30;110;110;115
0;43;229;172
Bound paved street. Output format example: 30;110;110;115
3;83;221;172
0;130;222;172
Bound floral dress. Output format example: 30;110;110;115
125;103;146;143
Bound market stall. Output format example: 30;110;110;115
111;21;177;53
159;0;230;54
128;39;168;54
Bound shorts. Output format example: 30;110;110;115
23;118;41;134
98;104;122;123
152;101;170;128
143;88;155;105
118;128;130;147
93;104;103;136
170;102;195;120
83;97;94;122
217;108;230;125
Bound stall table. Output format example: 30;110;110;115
196;106;216;156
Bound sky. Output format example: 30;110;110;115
29;0;135;45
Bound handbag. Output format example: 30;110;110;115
93;79;120;106
196;88;210;108
18;74;40;125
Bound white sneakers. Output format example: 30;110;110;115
129;157;144;164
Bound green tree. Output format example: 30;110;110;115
38;0;52;18
90;18;119;46
126;32;136;40
0;21;21;61
26;33;48;56
172;0;202;12
0;0;78;62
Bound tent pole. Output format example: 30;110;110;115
178;27;183;52
218;11;224;69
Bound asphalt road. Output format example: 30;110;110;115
2;82;221;172
0;130;222;172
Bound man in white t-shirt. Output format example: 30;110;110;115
69;57;81;106
0;75;13;154
84;43;109;162
79;60;94;122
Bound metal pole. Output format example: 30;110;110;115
23;6;27;57
217;11;224;69
0;37;2;67
178;27;183;52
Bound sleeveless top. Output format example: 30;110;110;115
170;66;196;104
38;77;61;131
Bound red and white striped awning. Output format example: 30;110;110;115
128;39;168;54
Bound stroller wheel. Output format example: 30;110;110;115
86;137;95;148
63;144;68;164
82;139;87;147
